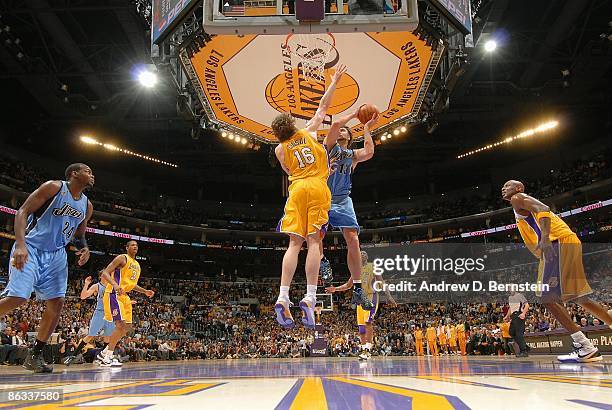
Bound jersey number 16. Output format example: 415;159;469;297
293;147;315;168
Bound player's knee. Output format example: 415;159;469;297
344;230;360;249
46;297;65;314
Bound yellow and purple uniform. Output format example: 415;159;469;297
456;323;466;355
514;209;592;302
414;329;424;356
357;263;378;330
276;129;332;238
449;325;457;347
103;254;141;324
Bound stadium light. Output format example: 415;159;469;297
393;129;400;136
484;40;497;52
138;70;158;88
380;135;387;142
78;136;177;167
457;120;559;159
400;126;407;133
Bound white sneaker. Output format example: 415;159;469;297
358;350;371;361
97;352;113;367
110;358;123;367
557;342;603;363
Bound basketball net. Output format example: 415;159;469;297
284;33;336;83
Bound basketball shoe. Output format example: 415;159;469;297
274;299;295;329
23;350;53;373
320;257;333;284
557;342;602;363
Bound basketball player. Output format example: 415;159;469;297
97;240;154;366
437;323;448;355
0;163;93;373
502;180;612;362
456;322;467;356
326;251;396;360
273;65;347;330
63;274;115;365
448;323;457;355
426;323;438;356
414;325;424;356
319;110;379;310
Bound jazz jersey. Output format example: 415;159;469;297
327;145;355;200
25;181;88;251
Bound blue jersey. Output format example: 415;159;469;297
25;181;88;251
327;145;355;201
95;282;105;311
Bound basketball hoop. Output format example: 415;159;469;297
283;33;337;83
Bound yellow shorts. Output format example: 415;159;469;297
537;234;592;303
357;294;378;327
103;292;133;324
277;177;331;238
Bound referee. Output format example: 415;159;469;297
503;291;529;357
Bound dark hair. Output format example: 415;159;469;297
271;113;298;142
64;163;87;180
126;240;137;248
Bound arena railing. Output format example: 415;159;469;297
1;199;610;248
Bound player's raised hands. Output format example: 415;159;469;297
84;276;92;285
331;64;347;83
364;112;379;129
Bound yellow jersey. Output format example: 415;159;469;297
414;329;423;340
282;129;329;182
426;327;437;341
456;323;465;334
499;322;510;338
515;209;576;257
106;254;141;293
362;262;375;299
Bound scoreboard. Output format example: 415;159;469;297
152;0;199;44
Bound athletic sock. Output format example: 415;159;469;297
278;286;290;302
74;340;87;355
570;331;593;348
365;342;372;351
306;285;317;303
353;280;362;289
32;339;46;355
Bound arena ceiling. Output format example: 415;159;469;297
0;0;610;190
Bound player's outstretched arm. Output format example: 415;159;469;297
133;285;155;298
305;64;347;133
11;180;62;271
100;255;127;295
352;113;378;164
80;276;97;299
72;200;93;266
326;278;353;293
324;108;359;151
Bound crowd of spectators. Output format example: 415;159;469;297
0;149;609;232
1;264;610;365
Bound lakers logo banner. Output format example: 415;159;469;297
187;32;437;142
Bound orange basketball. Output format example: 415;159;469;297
358;104;379;124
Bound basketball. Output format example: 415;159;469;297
357;104;379;124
